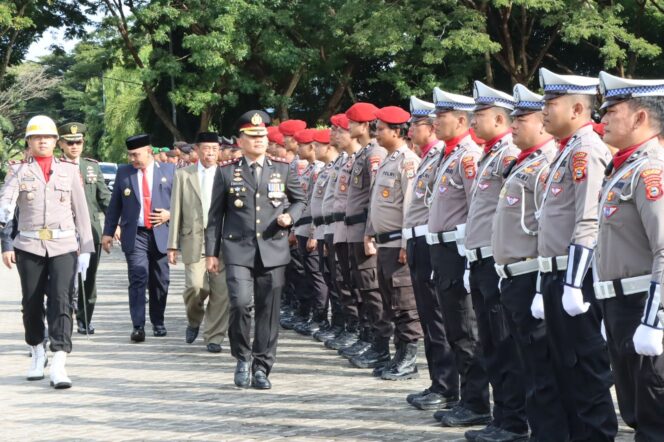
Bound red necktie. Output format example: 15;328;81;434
142;169;152;228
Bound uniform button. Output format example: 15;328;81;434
256;219;261;224
229;234;233;239
256;232;261;238
256;193;260;198
256;206;260;211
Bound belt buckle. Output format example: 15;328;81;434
38;228;53;240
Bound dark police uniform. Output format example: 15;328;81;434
205;111;306;382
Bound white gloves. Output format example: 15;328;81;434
531;293;545;319
0;205;11;224
77;253;91;281
600;320;607;341
455;224;466;257
562;285;590;316
463;269;470;293
457;244;467;257
633;324;664;356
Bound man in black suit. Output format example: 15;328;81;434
206;110;306;390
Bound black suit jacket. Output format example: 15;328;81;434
205;156;306;268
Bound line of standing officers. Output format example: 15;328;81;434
276;69;664;442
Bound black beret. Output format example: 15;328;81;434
126;134;151;150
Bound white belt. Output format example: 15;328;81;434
594;274;651;300
425;230;456;245
466;246;493;263
403;224;429;241
537;255;568;273
20;229;76;240
495;259;539;279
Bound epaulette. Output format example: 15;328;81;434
220;157;242;167
58;158;77;165
7;159;24;165
268;155;289;164
83;157;99;163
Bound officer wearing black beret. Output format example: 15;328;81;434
205;110;306;389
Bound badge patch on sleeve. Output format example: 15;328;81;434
503;156;516;170
572;152;588;183
369;156;381;177
404;160;415;178
641;168;663;201
462;156;476;179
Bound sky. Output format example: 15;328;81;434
26;27;79;61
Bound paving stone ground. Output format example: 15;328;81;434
1;247;634;441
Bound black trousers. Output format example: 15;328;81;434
76;242;102;324
225;251;285;375
16;249;77;353
125;229;169;328
350;241;391;338
601;293;664;442
470;257;527;433
296;235;328;315
407;236;459;397
541;271;617;441
282;243;303;308
500;272;568;441
376;247;422;343
323;234;343;326
430;242;490;414
334;242;361;326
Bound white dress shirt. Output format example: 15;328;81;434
198;161;216;226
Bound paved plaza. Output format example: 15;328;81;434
1;248;634;441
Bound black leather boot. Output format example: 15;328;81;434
339;327;372;358
350;336;390;368
324;321;359;350
381;341;419;380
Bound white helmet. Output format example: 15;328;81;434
25;115;58;138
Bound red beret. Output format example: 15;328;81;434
294;129;316;144
345;102;379;123
278;119;307;136
267;127;284;145
330;113;350;130
374;106;411;125
313;128;331;144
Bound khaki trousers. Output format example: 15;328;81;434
183;258;229;345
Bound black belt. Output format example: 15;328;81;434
332;212;345;222
137;226;153;233
375;230;403;244
324;215;335;224
294;216;313;227
313;216;326;227
344;211;368;226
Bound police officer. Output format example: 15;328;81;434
427;88;491;427
0;115;95;389
310;123;344;341
491;84;567;442
403;96;460;410
57;122;111;335
535;68;617;440
292;128;327;336
595;71;664;441
344;102;391;371
205;110;306;389
102;134;175;342
317;115;353;344
464;82;526;440
325;116;364;351
367;105;423;381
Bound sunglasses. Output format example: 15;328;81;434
66;140;83;146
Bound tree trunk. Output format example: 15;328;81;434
320;64;354;122
278;66;304;121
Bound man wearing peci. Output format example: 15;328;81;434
205;110;306;390
102;134;175;342
168;132;230;353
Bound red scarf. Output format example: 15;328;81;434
35;156;53;182
613;136;658;170
557;122;593;150
420;140;437;158
444;131;470;157
517;138;553;164
483;130;511;154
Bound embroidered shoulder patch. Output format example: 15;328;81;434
461;156;476;179
641;168;663;201
572;152;588;183
404;160;415;178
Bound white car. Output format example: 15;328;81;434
99;162;118;191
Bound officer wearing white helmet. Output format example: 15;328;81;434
0;115;94;389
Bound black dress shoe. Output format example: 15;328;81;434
206;343;222;353
251;370;272;389
131;327;145;342
153;325;167;337
440;406;492;427
465;424;499;442
234;360;251;388
406;388;430;405
476;427;529;442
185;325;199;344
413;392;458;410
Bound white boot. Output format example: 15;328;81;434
49;351;72;389
27;345;47;381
